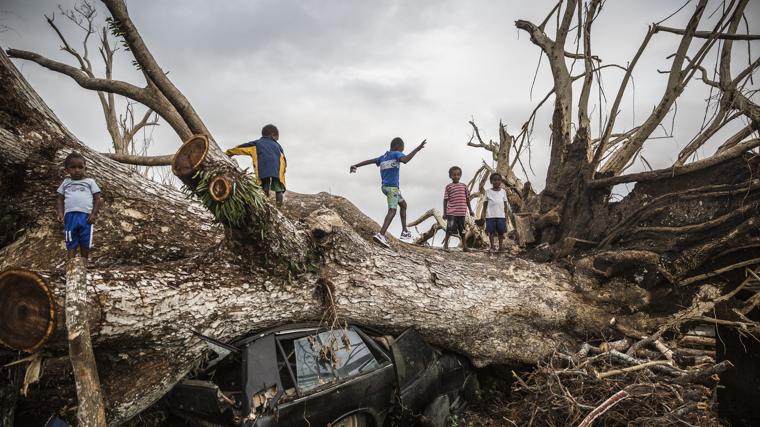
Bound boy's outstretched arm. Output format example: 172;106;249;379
225;141;256;157
88;193;102;224
56;194;64;221
400;139;426;164
350;158;377;173
480;201;488;225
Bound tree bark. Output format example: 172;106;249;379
0;358;21;427
65;258;107;427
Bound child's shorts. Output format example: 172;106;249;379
64;211;93;250
446;215;466;236
486;218;506;236
381;186;404;209
261;177;285;193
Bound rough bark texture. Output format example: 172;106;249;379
65;258;107;427
0;359;20;427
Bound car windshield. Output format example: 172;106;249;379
293;328;380;392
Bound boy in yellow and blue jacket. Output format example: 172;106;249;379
226;124;287;205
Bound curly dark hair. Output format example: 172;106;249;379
64;151;86;168
261;124;279;137
448;166;462;177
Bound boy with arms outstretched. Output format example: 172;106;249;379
56;152;102;262
479;173;513;252
350;137;426;248
443;166;474;251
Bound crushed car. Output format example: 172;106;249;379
165;324;478;427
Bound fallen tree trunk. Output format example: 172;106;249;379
1;228;621;422
1;15;757;424
0;46;646;422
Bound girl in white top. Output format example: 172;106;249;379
479;173;512;252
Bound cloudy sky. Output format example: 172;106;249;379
2;0;758;237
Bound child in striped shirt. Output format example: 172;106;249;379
443;166;474;251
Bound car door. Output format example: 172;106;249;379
389;328;442;412
268;328;395;426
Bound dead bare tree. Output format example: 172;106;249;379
415;0;759;255
1;0;759;425
13;1;162;168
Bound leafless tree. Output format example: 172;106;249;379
414;0;759;254
1;0;759;425
7;0;179;168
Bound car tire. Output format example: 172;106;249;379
332;414;370;427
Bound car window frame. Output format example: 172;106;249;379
275;326;390;398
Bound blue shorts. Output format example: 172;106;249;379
486;218;506;236
64;212;93;250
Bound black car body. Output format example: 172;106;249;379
165;324;477;426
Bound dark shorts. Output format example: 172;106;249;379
446;215;466;236
261;177;285;193
64;211;93;250
486;218;506;236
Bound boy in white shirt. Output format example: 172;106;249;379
479;173;512;252
56;152;102;262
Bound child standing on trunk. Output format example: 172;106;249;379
56;152;102;262
443;166;473;251
350;137;426;248
480;173;512;252
226;124;287;206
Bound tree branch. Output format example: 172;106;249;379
674;105;734;165
101;153;173;166
515;20;555;52
101;0;209;137
6;48;191;140
601;0;709;175
538;0;562;31
123;107;158;144
654;25;760;40
591;28;654;170
466;120;496;153
577;0;602;135
715;125;755;154
45;13;91;75
590;138;760;187
555;0;578;47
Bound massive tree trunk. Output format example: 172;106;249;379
1;0;758;423
0;48;667;424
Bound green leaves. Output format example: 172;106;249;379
182;170;265;228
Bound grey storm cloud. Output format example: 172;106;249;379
1;0;758;237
